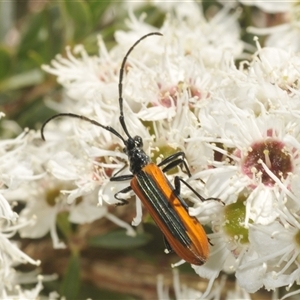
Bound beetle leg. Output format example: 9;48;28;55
110;174;134;182
163;235;174;254
111;163;128;178
114;185;133;206
174;176;223;209
158;152;192;177
174;176;206;201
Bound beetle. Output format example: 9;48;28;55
41;32;212;265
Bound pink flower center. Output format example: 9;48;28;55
242;139;292;186
158;85;178;108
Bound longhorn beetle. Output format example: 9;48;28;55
41;32;212;265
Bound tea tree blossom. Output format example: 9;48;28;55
40;7;300;300
157;269;252;299
1;273;44;300
16;130;136;246
0;119;44;297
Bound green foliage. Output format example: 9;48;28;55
89;229;152;250
60;251;81;299
57;211;73;239
0;1;128;129
78;285;138;300
62;1;92;42
223;196;250;244
0;46;11;80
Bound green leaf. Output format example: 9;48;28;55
60;252;81;299
0;47;12;80
223;196;249;244
18;11;49;65
88;230;152;250
78;284;137;300
17;6;64;67
62;0;92;41
56;211;72;239
86;1;111;26
0;69;44;91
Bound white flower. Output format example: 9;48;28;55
0;218;41;297
0;130;40;190
250;40;300;91
0;114;48;298
157;268;253;300
18;175;135;247
236;220;300;293
42;40;118;112
0;234;39;268
157;269;221;300
1;273;44;300
69;191;135;236
0;193;18;222
17;181;65;249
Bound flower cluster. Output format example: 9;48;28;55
41;3;300;298
3;0;300;298
41;2;300;298
0;119;43;298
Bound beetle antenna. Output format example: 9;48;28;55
118;32;163;138
41;113;126;143
41;33;163;143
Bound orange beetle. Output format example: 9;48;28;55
41;32;210;265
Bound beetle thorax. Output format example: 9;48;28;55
124;136;150;174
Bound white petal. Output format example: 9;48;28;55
69;198;108;224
